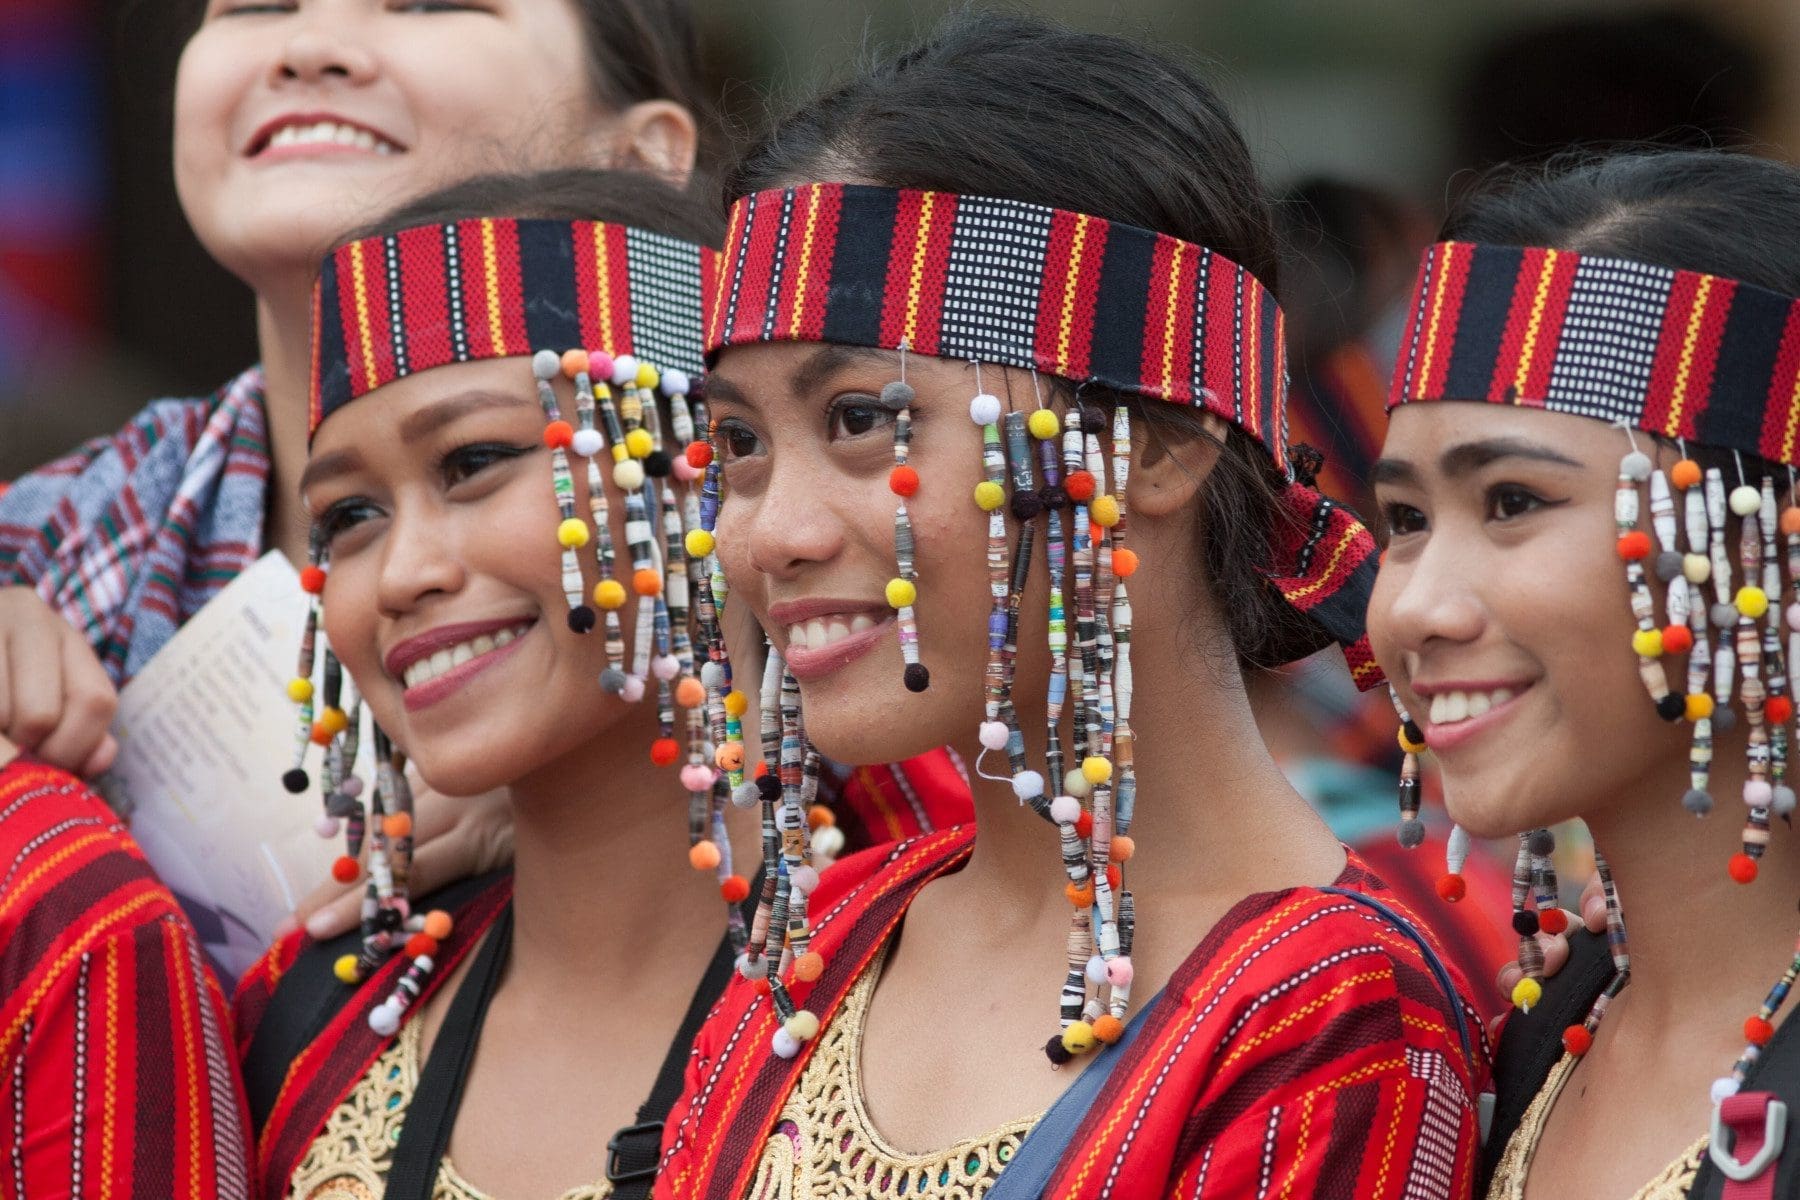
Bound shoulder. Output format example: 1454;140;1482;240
808;824;975;919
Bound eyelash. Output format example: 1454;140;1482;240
215;1;484;14
1381;484;1559;540
314;441;531;544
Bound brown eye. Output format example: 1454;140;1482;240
715;419;762;461
827;396;897;441
1382;503;1427;538
1488;485;1546;521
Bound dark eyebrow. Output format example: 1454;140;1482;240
1371;437;1584;488
790;345;895;398
298;448;362;496
704;371;749;409
299;388;535;496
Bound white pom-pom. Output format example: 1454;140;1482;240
368;1003;401;1037
812;825;846;858
620;675;646;703
571;428;604;458
978;720;1009;751
613;459;646;490
662;369;690;396
1731;485;1762;516
532;350;560;380
738;955;768;980
771;1028;801;1059
791;865;820;895
1619;451;1653;482
1712;1076;1741;1103
1049;795;1082;824
969;393;1003;425
1063;769;1092;799
1085;955;1107;984
1010;770;1045;801
701;662;725;688
611;354;638;386
652;654;681;681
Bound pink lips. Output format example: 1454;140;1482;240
244;111;404;160
386;617;537;713
782;614;896;681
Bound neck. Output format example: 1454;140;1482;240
256;274;318;567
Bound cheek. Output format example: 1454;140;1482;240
319;564;384;694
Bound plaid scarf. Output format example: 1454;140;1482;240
0;367;271;685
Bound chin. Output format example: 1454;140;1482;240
1438;764;1577;839
796;685;947;768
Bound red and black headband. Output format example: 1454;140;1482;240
1391;240;1800;467
707;182;1382;685
312;217;715;437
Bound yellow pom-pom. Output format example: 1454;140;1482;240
287;677;315;704
724;689;750;717
1061;1021;1097;1054
557;517;590;549
1738;586;1770;619
1511;977;1543;1011
1686;693;1715;721
624;428;655;460
635;362;661;391
784;1011;821;1041
593;578;628;610
886;577;917;609
973;480;1007;511
333;954;362;984
685;528;716;558
1027;409;1062;440
1631;628;1664;658
318;706;350;736
1397;726;1427;754
1081;755;1112;784
1091;495;1121;527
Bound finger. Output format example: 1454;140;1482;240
1582;880;1608;933
1537;931;1571;979
78;733;119;780
1496;962;1523;1001
34;635;117;774
6;622;64;754
302;886;367;941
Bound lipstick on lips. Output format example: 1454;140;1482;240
386;616;537;711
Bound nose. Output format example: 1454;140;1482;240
375;496;467;617
276;9;379;86
732;461;848;584
1373;530;1488;670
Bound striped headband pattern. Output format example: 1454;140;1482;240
1390;240;1800;466
709;182;1382;686
706;183;1290;470
312;218;715;436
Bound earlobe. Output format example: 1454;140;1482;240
1129;410;1225;518
609;100;699;185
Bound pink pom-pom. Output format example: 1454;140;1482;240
1049;795;1082;824
587;350;614;382
673;458;702;482
620;675;647;703
1746;779;1775;808
1106;956;1135;987
978;720;1009;751
1787;603;1800;633
791;865;821;895
341;776;364;797
680;764;715;792
652;654;681;681
315;814;341;838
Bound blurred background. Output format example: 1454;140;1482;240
2;0;1793;478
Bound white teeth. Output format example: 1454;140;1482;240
1427;687;1519;728
786;613;883;653
804;618;828;648
850;614;875;634
263;120;400;155
400;622;530;689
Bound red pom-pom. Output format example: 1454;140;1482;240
300;565;328;594
1662;624;1695;655
650;737;680;766
1075;812;1094;839
1064;471;1097;503
331;856;360;884
888;465;920;497
1746;1016;1776;1045
632;568;663;596
1769;696;1795;725
543;420;574;449
1112;549;1140;578
310;721;335;746
753;976;772;996
1538;908;1569;935
1435;873;1467;902
1105;864;1121;890
1562;1025;1593;1056
1615;531;1652;561
1730;853;1760;884
405;933;439;959
721;875;751;904
685;441;713;469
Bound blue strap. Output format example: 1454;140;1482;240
1318;885;1474;1065
982;988;1165;1200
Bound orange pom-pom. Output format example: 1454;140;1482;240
685;441;713;469
1112;548;1140;578
1065;471;1097;503
1769;696;1795;725
651;737;681;766
793;951;825;982
1093;1015;1126;1044
1671;459;1703;490
1435;873;1466;902
632;568;662;596
331;856;360;884
807;804;835;830
688;840;721;871
299;565;328;594
714;743;744;771
720;875;751;904
1065;881;1095;907
422;910;454;940
889;465;920;497
1615;530;1652;561
310;721;335;746
676;677;706;708
1784;508;1800;537
1109;835;1135;862
1562;1025;1593;1056
405;933;439;959
1661;624;1694;655
1075;812;1094;839
752;760;769;779
543;420;574;449
559;348;588;378
381;812;413;839
1747;1015;1776;1045
1730;853;1760;884
1538;908;1569;935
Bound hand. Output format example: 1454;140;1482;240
1493;873;1607;1004
0;587;118;777
280;765;515;941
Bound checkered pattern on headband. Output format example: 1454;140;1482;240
311;218;713;437
708;183;1289;470
1391;241;1800;466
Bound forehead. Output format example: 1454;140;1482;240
311;357;537;454
1382;402;1624;467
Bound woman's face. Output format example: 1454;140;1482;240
707;343;1047;767
1368;403;1685;836
176;0;671;287
304;356;636;795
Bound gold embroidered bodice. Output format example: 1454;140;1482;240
746;952;1043;1200
1486;1051;1707;1200
287;1016;614;1200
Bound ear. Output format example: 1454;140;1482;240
608;100;699;184
1129;410;1226;519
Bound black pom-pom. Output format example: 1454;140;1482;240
1402;719;1424;745
1043;1035;1074;1066
377;906;405;931
1039;484;1068;510
1656;693;1686;722
1081;407;1108;434
1009;491;1043;521
1527;828;1556;857
756;774;781;802
568;605;597;633
903;663;930;693
644;450;673;477
282;768;310;795
1511;910;1540;936
1714;707;1739;734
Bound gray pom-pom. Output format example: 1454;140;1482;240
1712;603;1741;628
532;350;561;380
1683;788;1715;816
599;667;629;694
731;782;761;809
1397;818;1426;849
1527;829;1556;857
1620;451;1653;481
1775;786;1797;817
879;381;916;407
1713;706;1739;734
1654;551;1685;582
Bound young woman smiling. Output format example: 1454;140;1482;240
1369;149;1800;1198
657;13;1488;1200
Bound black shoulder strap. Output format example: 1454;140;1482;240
1319;885;1474;1064
241;872;506;1133
1480;929;1611;1183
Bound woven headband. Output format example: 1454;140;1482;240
312;217;715;436
1390;240;1800;466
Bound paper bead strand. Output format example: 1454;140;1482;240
531;352;592;632
1676;459;1717;814
283;535;327;796
886;343;930;693
1393;687;1427;849
1615;445;1682;717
